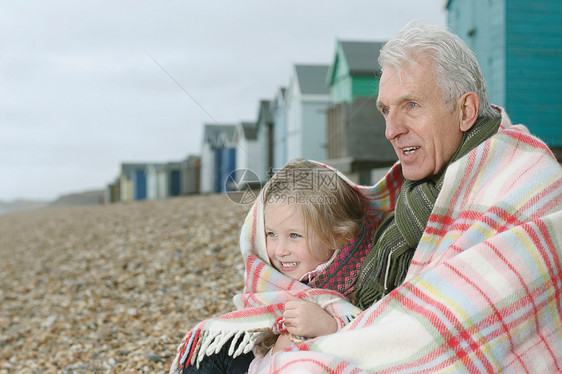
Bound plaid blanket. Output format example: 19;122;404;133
256;109;562;373
169;163;369;372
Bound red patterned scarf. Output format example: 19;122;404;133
308;219;375;297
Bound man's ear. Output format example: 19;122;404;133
458;91;479;132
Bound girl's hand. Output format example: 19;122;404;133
283;297;338;338
272;333;293;353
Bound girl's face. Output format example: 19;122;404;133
264;203;330;280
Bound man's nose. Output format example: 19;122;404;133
385;110;406;140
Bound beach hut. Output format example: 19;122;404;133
119;163;150;201
216;128;237;193
120;162;181;201
105;177;120;204
146;163;167;200
180;155;201;195
255;100;273;181
200;125;219;194
446;0;562;159
271;87;287;170
167;162;182;197
327;40;385;103
285;64;331;163
325;40;396;184
200;124;237;193
234;121;259;177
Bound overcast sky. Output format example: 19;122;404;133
0;1;446;201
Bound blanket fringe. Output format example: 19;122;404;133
183;329;262;368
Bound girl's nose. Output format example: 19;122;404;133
275;238;290;257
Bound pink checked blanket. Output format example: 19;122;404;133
171;107;562;373
170;161;367;371
251;110;562;373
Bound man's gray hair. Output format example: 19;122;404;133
379;21;498;118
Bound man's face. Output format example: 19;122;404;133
377;56;464;181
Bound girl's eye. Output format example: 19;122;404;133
266;231;276;237
289;233;301;239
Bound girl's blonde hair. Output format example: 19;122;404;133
261;158;367;257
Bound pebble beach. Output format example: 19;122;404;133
0;194;250;373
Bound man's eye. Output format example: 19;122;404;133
408;102;418;108
381;107;390;115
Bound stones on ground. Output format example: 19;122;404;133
0;194;249;373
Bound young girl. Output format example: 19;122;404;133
172;158;375;374
248;158;370;372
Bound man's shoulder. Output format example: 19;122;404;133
493;124;557;162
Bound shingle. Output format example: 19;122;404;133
294;64;330;95
340;40;384;75
203;123;236;147
240;122;257;140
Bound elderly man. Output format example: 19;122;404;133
171;22;561;373
271;23;562;373
259;21;561;373
351;21;504;310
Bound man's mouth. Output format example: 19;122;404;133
403;146;420;156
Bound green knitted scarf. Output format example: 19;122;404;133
353;115;501;309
